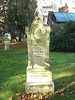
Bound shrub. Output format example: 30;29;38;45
50;21;75;52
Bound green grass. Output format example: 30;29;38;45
0;43;75;100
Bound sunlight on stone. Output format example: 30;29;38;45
25;17;54;93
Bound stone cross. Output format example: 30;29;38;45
4;35;10;50
25;17;54;93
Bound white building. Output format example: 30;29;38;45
36;0;75;26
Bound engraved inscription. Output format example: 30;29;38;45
33;47;44;64
28;70;52;82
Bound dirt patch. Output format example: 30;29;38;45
0;41;27;47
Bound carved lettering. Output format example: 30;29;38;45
33;47;44;64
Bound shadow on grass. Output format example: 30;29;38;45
54;74;75;90
52;74;75;100
0;45;75;100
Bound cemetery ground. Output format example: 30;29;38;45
0;41;75;100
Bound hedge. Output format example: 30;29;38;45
50;21;75;52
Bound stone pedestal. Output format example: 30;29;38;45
25;67;54;93
25;17;54;93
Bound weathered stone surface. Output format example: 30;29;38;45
25;17;54;93
25;82;54;93
4;35;10;50
27;68;52;82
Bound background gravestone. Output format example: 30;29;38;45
4;35;10;50
25;17;54;93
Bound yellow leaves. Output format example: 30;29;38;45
18;76;21;79
8;97;12;100
17;89;74;100
0;94;3;97
71;81;75;84
15;93;20;96
38;95;43;99
55;91;59;93
31;95;34;99
49;93;52;96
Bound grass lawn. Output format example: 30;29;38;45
0;41;75;100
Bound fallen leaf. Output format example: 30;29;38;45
61;93;64;96
39;95;43;99
1;95;3;97
49;93;52;96
72;81;75;84
55;91;59;93
18;76;21;79
31;95;34;99
45;95;48;99
15;93;20;96
8;96;12;100
4;83;7;86
22;94;25;98
23;82;25;84
33;94;37;98
66;95;69;98
61;88;65;92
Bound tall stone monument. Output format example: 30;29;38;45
25;17;54;93
4;34;10;50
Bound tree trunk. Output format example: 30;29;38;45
11;37;13;43
11;33;18;43
26;0;31;31
28;9;31;31
19;32;21;42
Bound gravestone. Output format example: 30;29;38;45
25;17;54;93
4;35;10;50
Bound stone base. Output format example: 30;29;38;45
25;81;54;93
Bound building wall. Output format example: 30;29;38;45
37;0;58;26
36;0;75;27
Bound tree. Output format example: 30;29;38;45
0;0;7;40
0;0;37;42
25;0;37;31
